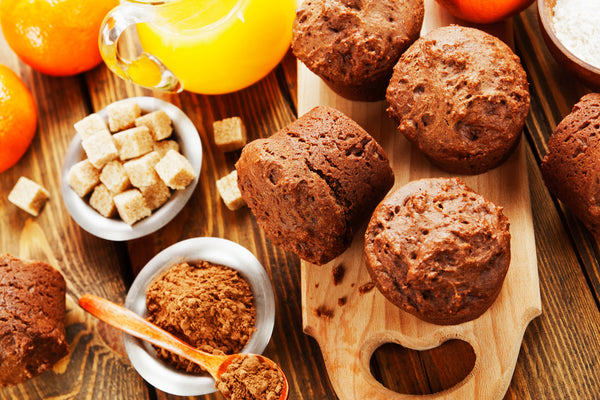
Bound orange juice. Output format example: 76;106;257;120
134;0;296;94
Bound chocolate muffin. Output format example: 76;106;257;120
0;254;68;387
236;106;394;265
541;93;600;237
292;0;424;101
386;25;530;174
364;178;511;325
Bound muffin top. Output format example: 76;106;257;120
236;106;393;265
292;0;424;87
541;93;600;237
386;25;530;174
364;178;511;325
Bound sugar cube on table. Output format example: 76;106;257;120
216;170;245;211
135;110;172;141
68;159;100;197
113;189;151;225
113;126;154;161
81;131;119;169
8;177;50;217
213;116;247;152
74;113;110;140
154;150;196;190
100;160;131;194
124;152;161;188
89;183;117;218
107;101;141;132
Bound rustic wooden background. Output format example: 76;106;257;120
0;4;599;399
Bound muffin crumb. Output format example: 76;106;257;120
332;264;345;286
315;305;334;319
358;282;375;294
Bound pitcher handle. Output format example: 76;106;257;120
98;3;182;92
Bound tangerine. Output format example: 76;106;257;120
0;0;118;76
435;0;535;24
0;65;37;173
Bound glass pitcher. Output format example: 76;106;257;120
99;0;297;94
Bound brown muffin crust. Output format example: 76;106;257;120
386;25;530;174
0;254;68;387
292;0;424;101
364;178;511;325
541;93;600;237
236;106;394;265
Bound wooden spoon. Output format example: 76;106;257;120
78;294;288;400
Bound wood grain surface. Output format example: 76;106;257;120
0;3;599;400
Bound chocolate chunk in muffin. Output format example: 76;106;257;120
0;254;68;387
236;106;394;265
386;25;530;174
364;178;511;325
541;93;600;237
292;0;424;101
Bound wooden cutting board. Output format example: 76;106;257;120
298;1;542;399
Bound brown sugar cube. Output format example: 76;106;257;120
216;170;245;211
8;177;50;217
135;110;172;141
154;150;196;190
89;183;117;218
140;179;171;210
153;139;180;157
74;113;110;140
67;159;100;197
123;151;161;188
81;131;119;169
107;101;141;132
113;189;151;225
113;126;154;161
100;160;130;194
213;116;247;152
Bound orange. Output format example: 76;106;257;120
0;0;118;76
0;65;37;173
435;0;535;24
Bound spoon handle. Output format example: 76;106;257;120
78;294;225;377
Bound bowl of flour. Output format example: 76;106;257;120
539;0;600;90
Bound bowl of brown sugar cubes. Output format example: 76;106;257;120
61;97;202;241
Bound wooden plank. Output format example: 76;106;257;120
514;6;600;305
0;30;148;399
299;2;541;399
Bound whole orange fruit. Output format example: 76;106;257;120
435;0;534;24
0;65;37;173
0;0;118;76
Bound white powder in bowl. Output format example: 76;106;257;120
553;0;600;69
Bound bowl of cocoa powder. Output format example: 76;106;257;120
123;237;276;396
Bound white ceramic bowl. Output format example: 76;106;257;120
61;97;202;241
123;237;276;396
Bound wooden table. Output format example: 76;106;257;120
1;4;599;399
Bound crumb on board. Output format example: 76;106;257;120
359;282;375;294
332;263;345;286
315;305;334;319
338;297;347;307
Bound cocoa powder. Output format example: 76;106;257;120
146;261;256;374
216;355;284;400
